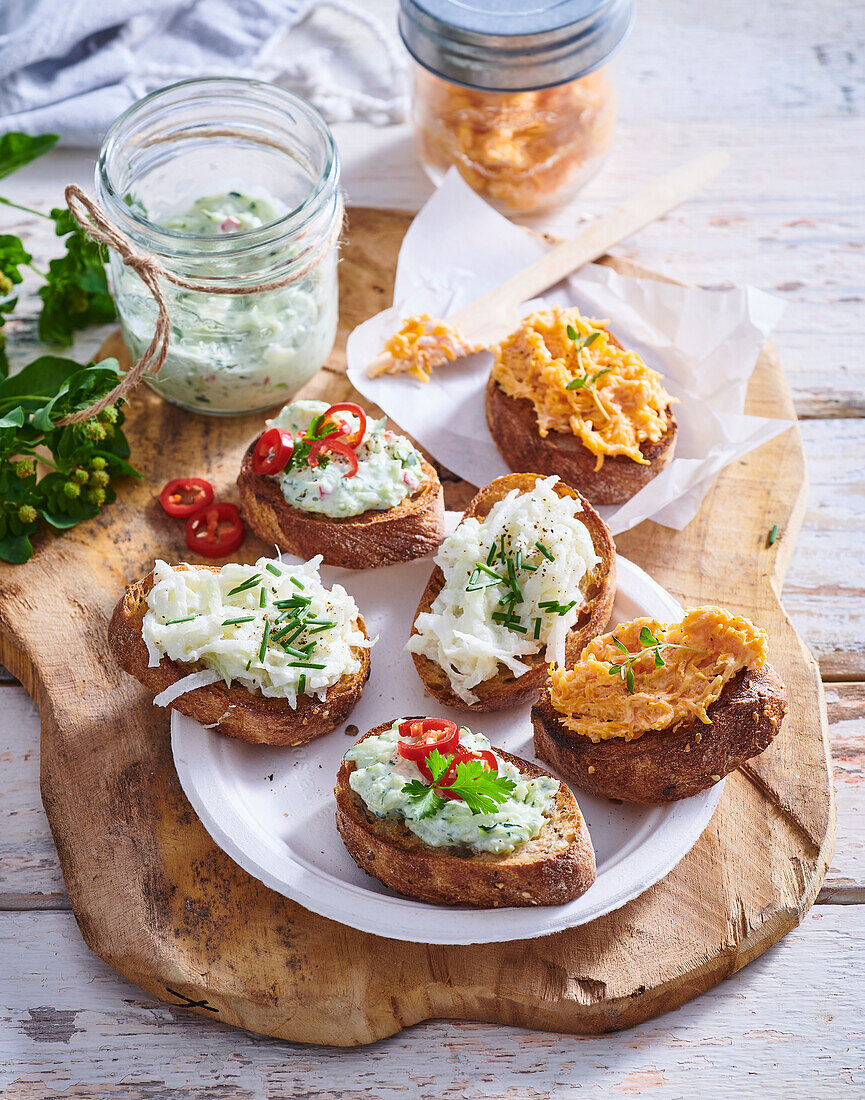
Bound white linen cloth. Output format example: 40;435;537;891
347;171;793;536
0;0;406;146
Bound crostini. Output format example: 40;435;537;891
532;606;787;803
237;399;445;569
486;307;678;505
335;717;596;907
109;555;371;747
407;473;616;711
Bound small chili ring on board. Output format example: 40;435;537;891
185;502;246;558
159;477;214;518
252;428;294;476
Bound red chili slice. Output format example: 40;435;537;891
321;402;367;448
307;437;359;477
398;718;460;762
252;428;294;476
436;748;499;800
159;477;214;518
185;502;245;558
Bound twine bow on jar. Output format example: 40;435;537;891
58;185;345;425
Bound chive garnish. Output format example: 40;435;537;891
768;523;779;546
280;624;307;647
534;617;542;639
486;543;497;566
258;620;271;662
274;596;311;609
265;563;282;576
259;587;267;608
536;541;554;562
306;622;336;634
273;621;301;642
166;615;196;625
222;615;256;626
245;659;252;671
505;621;527;634
288;661;326;669
515;550;522;571
290;576;305;589
227;574;262;596
558;600;577;615
282;645;308;659
522;561;537;572
298;673;307;693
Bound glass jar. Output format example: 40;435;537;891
96;78;341;416
400;0;632;216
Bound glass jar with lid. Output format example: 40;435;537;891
96;78;341;416
400;0;633;216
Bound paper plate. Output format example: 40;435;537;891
171;539;723;945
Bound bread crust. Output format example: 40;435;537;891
410;473;617;712
532;664;787;803
485;375;677;506
237;440;445;569
108;566;370;747
334;719;597;907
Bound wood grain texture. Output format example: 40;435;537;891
2;906;864;1097
0;208;833;1044
2;681;861;908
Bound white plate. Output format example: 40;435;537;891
171;539;723;945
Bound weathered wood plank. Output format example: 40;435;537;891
1;906;863;1096
783;419;865;678
1;682;863;908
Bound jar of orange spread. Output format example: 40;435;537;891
399;0;633;216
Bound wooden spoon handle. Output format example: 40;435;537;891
452;150;730;344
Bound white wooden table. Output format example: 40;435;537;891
2;1;864;1094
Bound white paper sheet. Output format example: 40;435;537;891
346;171;792;535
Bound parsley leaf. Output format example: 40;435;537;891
401;780;445;819
444;758;517;814
402;751;517;818
37;210;115;345
0;133;59;181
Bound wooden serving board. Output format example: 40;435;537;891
0;209;834;1045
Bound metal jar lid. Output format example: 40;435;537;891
399;0;633;92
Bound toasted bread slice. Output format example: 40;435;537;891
532;665;787;803
108;566;370;747
237;441;445;569
410;474;617;712
334;720;596;907
485;375;677;506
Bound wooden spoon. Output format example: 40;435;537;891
367;150;729;376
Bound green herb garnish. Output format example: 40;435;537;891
222;615;256;626
166;615;196;625
298;673;307;693
402;749;517;819
768;523;779;546
258;620;271;663
259;587;267;608
265;562;282;576
287;660;326;669
535;541;554;562
227;575;262;596
608;627;703;694
290;575;305;589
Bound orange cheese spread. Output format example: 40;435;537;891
549;607;768;742
369;314;479;382
413;67;616;215
491;307;675;469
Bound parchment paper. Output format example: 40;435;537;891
346;171;791;535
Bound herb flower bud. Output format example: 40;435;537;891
17;504;37;525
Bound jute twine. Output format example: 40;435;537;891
57;185;344;426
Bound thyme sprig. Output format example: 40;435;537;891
609;626;704;694
564;325;610;420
